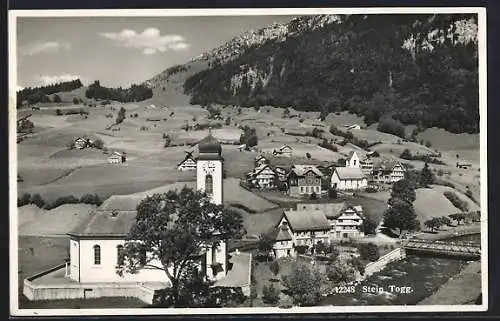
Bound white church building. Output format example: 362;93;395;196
23;133;250;304
330;151;368;191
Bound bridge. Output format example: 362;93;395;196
402;238;481;260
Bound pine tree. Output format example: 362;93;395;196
419;162;435;187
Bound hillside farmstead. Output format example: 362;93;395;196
177;151;197;171
23;134;252;303
107;151;126;164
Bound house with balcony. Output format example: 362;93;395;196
371;160;406;184
273;209;331;253
287;164;324;197
249;163;278;189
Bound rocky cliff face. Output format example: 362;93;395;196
147;14;479;134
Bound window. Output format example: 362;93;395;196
93;245;101;265
353;160;357;166
117;245;124;266
300;186;305;193
205;175;213;196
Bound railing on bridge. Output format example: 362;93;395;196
402;238;481;258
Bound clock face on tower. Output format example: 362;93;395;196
202;161;216;174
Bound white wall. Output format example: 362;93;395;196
196;160;223;205
76;239;172;284
205;241;227;281
69;239;80;282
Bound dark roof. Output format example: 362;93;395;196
290;165;324;177
297;202;346;219
198;133;222;155
373;160;404;172
282;210;331;232
68;210;137;238
268;226;293;241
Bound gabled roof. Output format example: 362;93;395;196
177;153;197;167
348;151;358;159
373;160;405;172
68;210;137;238
290;165;323;177
268;226;293;241
334;167;365;180
253;164;277;176
279;144;293;151
282;210;331;232
108;151;123;157
297;202;346;219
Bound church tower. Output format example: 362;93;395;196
196;131;226;280
196;130;223;205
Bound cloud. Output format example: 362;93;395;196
99;28;189;55
22;41;71;56
36;74;82;86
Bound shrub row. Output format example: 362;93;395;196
17;193;103;209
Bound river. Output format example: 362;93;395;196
320;233;481;306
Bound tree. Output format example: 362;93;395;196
164;135;172;148
328;187;338;199
360;218;378;235
314;241;326;255
282;261;326;306
306;152;311;159
30;193;45;208
388;179;416;206
449;213;465;225
18;193;31;207
73;97;79;104
53;94;62;103
55;108;62;116
116;106;126;124
118;188;244;307
326;260;358;285
93;138;104;149
377;115;405;138
309;192;317;200
357;242;379;262
383;199;419;236
399;149;412;160
269;260;280;276
419;162;435;187
262;283;280;305
239;126;258;148
257;233;274;260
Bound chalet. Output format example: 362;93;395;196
456;162;472;169
250;164;278;189
254;154;270;167
372;160;406;184
360;157;374;175
177;152;197;171
329;205;365;240
296;202;365;240
274;166;288;182
268;225;294;258
74;137;92;150
331;167;367;191
287;165;323;197
107;151;126;164
275;209;331;252
273;144;293;157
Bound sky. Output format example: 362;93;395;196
16;15;296;89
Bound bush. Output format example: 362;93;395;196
294;245;308;255
18;193;32;207
361;218;378;235
357;242;380;262
262;283;280;305
30;193;45;208
56;108;62;116
365;186;377;193
318;139;338;152
443;191;469;212
79;194;103;206
93;138;104;149
377;115;405;138
45;195;79;209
